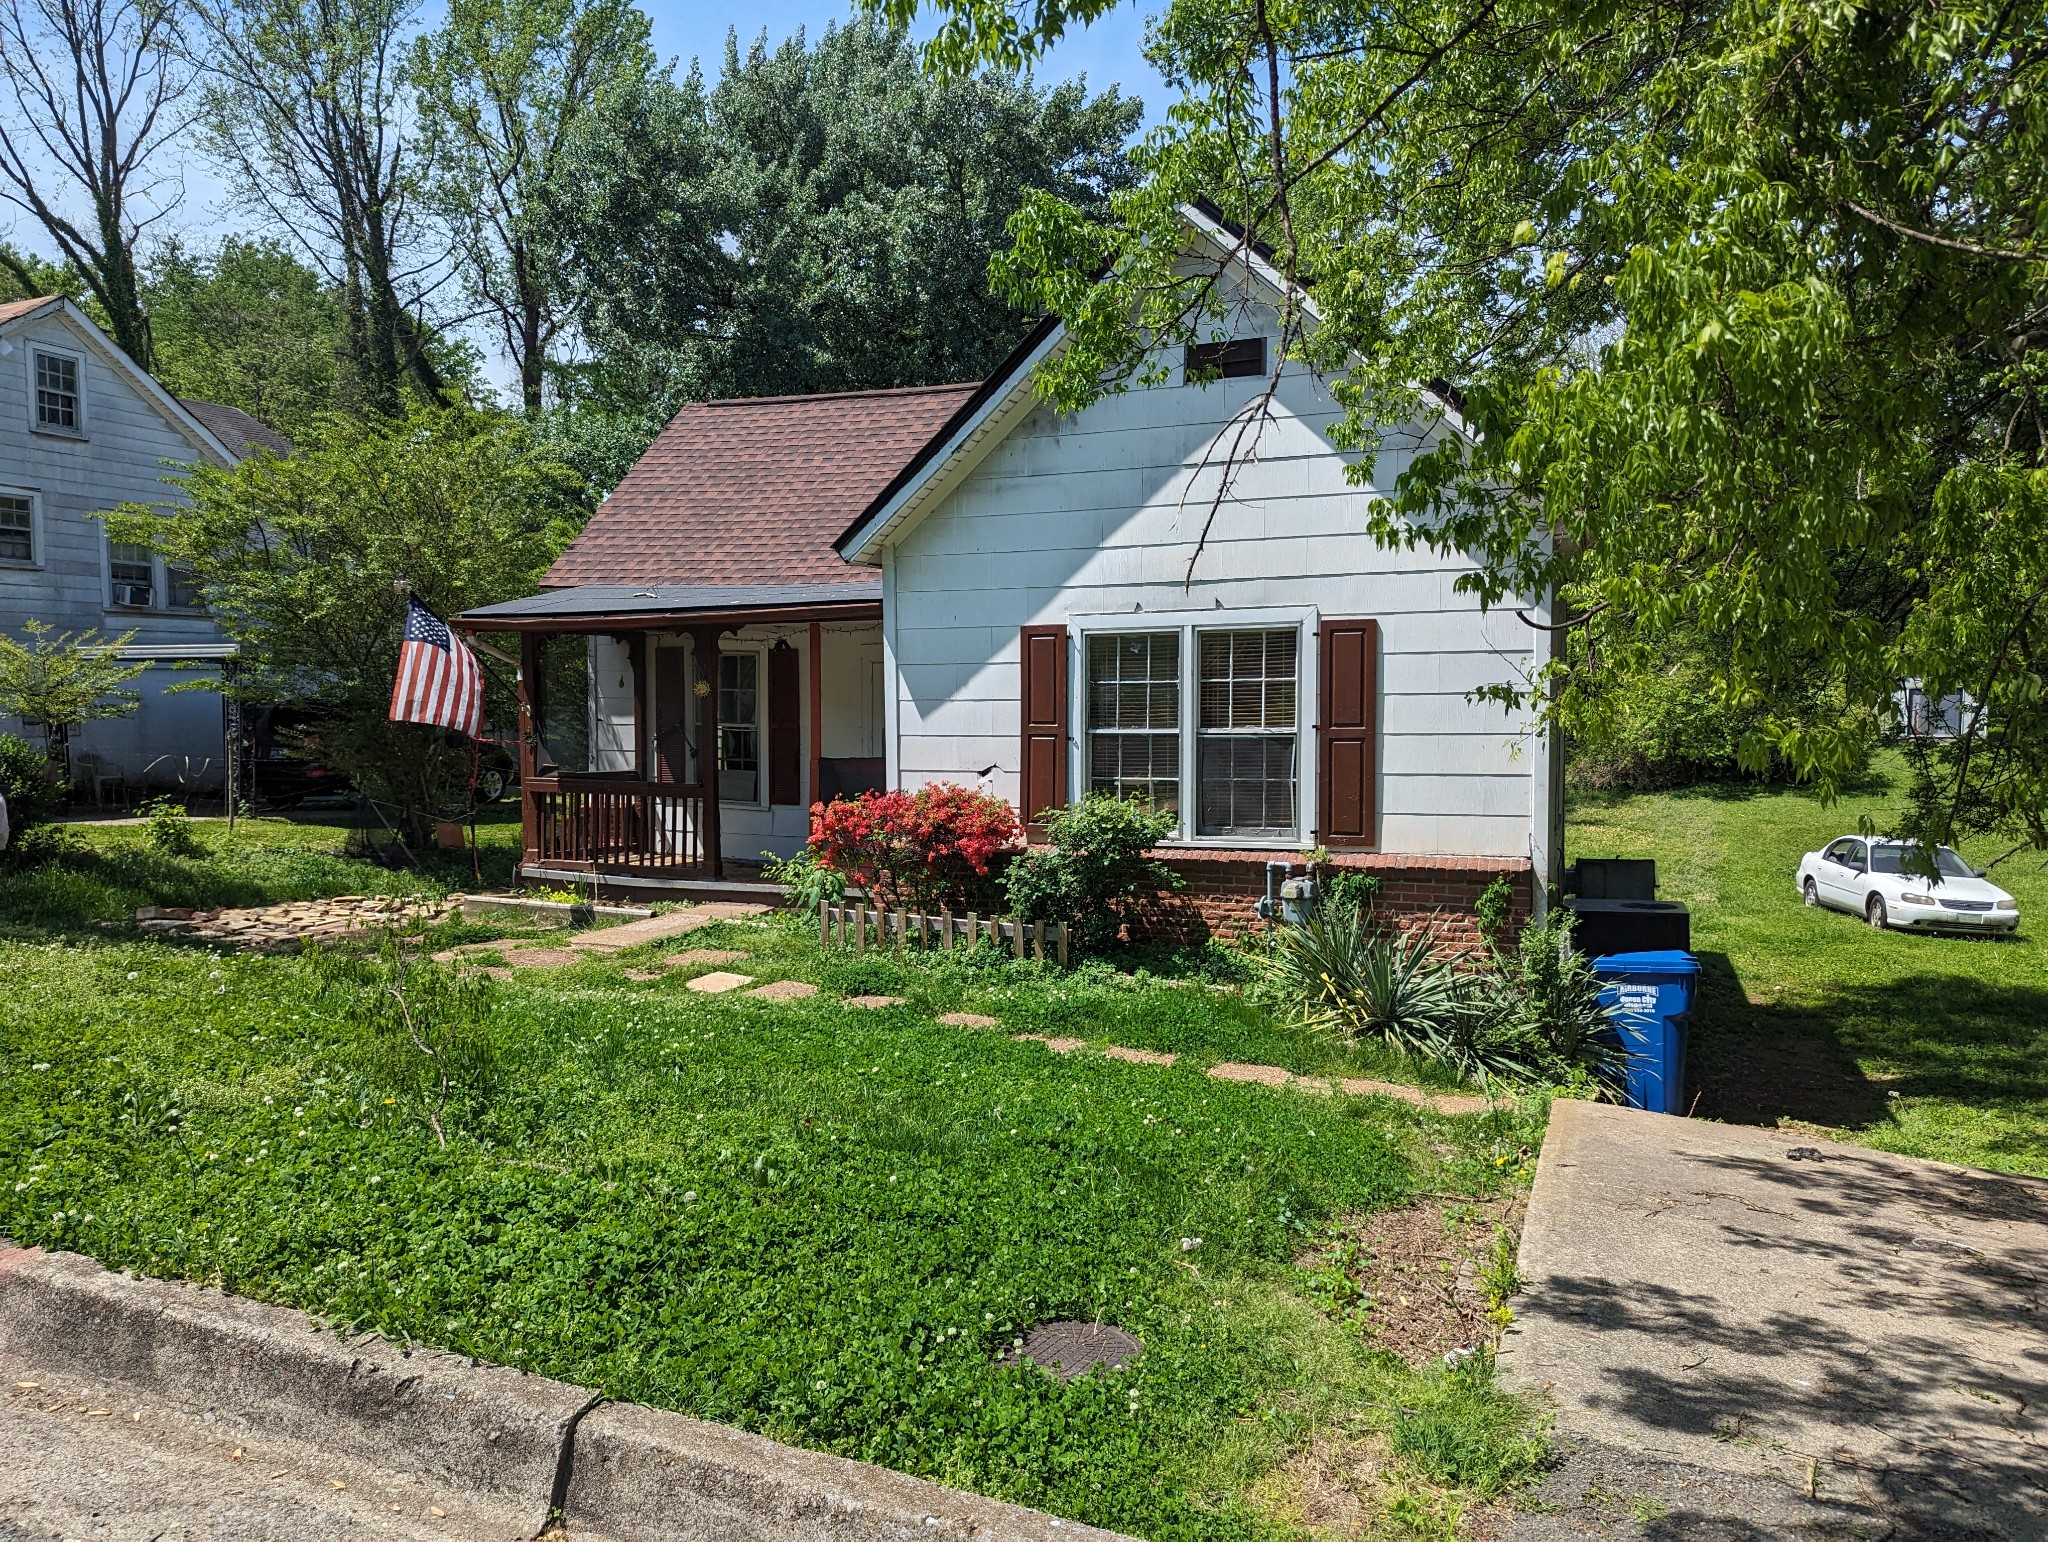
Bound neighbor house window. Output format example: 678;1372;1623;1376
1086;632;1181;816
0;493;32;563
1196;628;1298;838
717;650;760;802
166;564;201;609
109;541;155;608
33;349;80;431
1184;337;1266;382
1084;621;1304;841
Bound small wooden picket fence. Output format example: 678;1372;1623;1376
821;903;1070;967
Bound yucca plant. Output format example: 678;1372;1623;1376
1264;900;1461;1051
1266;901;1624;1090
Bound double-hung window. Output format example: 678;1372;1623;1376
105;538;203;611
33;349;81;433
0;492;33;563
1196;629;1298;837
109;541;157;608
1083;621;1303;841
1086;632;1181;816
716;650;761;803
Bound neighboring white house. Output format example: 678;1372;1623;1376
463;205;1559;938
0;295;284;795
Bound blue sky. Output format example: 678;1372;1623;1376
1;0;1163;395
644;0;1162;121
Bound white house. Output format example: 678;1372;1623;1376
462;206;1560;938
0;295;285;796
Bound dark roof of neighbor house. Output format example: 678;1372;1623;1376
543;381;981;589
179;398;294;459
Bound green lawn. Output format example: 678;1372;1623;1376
0;818;1539;1541
1569;755;2048;1176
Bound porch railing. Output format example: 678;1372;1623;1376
525;775;708;876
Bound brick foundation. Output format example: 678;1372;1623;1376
1134;849;1534;951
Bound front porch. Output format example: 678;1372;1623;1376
460;582;886;883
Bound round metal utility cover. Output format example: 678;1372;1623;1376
999;1321;1142;1382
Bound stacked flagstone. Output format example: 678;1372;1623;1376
134;896;460;951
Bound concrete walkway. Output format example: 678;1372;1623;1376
1500;1101;2047;1539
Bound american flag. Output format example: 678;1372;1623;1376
389;596;484;738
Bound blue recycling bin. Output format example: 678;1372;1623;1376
1592;951;1700;1114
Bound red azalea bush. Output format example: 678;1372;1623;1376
808;783;1022;912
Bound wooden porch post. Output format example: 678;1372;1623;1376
517;631;540;867
808;620;823;813
689;625;725;878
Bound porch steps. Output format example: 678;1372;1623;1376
517;864;787;907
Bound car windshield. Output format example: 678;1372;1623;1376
1869;844;1973;878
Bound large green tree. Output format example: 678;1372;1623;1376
888;0;2048;860
413;0;655;414
534;17;1140;480
144;236;345;440
185;0;452;415
0;0;191;367
107;410;575;830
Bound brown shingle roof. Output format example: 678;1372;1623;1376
544;382;980;588
0;295;60;325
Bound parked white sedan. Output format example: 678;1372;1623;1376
1796;837;2020;934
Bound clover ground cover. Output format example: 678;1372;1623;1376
0;886;1538;1540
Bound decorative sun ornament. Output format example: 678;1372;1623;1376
693;679;712;698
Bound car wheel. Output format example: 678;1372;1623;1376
476;767;509;804
1803;877;1821;908
1865;892;1889;929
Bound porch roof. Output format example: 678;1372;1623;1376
457;580;881;632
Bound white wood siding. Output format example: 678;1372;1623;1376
0;307;233;784
883;345;1543;860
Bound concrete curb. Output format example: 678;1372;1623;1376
0;1246;1135;1542
0;1245;585;1531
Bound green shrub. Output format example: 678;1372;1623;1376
1473;874;1515;947
1004;795;1181;951
761;848;846;914
137;796;207;858
0;732;62;851
1319;868;1381;915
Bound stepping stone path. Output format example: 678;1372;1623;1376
659;949;749;970
1018;1033;1085;1053
135;896;459;951
1104;1045;1177;1067
845;995;906;1009
685;971;753;994
936;1012;1001;1028
430;903;772;973
568;903;768;953
1018;1037;1501;1114
746;980;818;1002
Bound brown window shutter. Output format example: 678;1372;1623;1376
654;647;690;784
1316;618;1378;849
1018;624;1068;836
767;644;801;805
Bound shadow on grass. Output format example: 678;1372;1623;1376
1688;949;2048;1136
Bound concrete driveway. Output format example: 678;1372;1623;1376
1500;1101;2046;1540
